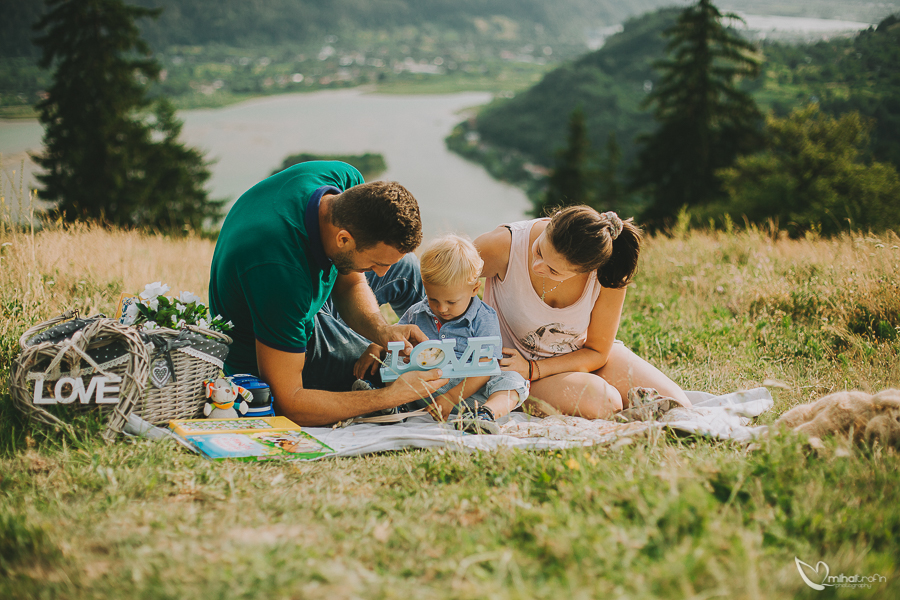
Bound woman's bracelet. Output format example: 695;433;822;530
534;360;542;381
527;360;534;381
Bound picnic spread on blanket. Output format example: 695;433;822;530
3;192;812;452
11;152;900;467
21;305;898;460
299;388;774;458
118;387;773;461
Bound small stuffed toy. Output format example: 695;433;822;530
202;377;252;418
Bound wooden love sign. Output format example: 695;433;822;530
29;373;122;405
379;336;501;382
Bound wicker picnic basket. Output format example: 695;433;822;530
10;310;232;440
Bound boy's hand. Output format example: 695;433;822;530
354;343;384;380
424;397;453;422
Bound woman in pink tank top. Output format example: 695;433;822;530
476;206;691;419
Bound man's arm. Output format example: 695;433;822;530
331;272;386;341
331;271;428;352
257;340;448;426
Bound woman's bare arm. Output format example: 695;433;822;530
474;226;512;281
510;286;626;381
581;285;627;365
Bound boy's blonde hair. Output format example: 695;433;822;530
419;234;484;287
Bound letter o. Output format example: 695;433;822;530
409;340;450;370
54;377;80;404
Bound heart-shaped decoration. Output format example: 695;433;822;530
150;359;171;389
795;557;830;590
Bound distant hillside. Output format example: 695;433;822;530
3;0;895;59
2;0;687;58
756;15;900;167
474;9;678;171
3;1;896;117
1;0;694;113
133;0;690;48
464;9;900;184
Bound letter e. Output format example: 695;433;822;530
95;376;121;404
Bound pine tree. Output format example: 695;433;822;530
597;132;623;211
536;106;594;216
128;100;221;231
634;0;762;225
32;0;221;231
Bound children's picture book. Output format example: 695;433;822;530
168;416;335;461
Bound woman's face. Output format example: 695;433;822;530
531;233;581;282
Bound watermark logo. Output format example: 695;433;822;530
795;558;829;590
795;557;887;590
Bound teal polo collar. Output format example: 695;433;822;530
305;185;342;272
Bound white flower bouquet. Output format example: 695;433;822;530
121;282;233;333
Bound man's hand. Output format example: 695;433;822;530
354;342;385;380
374;323;429;356
259;340;447;426
393;368;449;403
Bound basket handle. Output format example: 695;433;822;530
184;324;233;345
19;309;79;350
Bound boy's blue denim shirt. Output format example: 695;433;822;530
398;296;502;360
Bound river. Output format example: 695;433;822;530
736;13;874;35
0;89;531;239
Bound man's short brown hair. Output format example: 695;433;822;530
330;181;422;253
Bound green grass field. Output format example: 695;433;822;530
1;222;898;598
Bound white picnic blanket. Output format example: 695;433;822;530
303;387;773;458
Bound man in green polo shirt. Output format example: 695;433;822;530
210;161;448;425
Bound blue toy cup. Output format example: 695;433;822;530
230;374;275;417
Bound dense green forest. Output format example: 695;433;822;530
452;9;900;211
2;0;895;115
469;9;680;172
0;0;686;58
758;17;900;168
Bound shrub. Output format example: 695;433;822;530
712;105;900;237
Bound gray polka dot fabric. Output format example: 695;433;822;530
26;315;106;346
26;316;229;369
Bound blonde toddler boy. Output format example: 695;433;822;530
354;234;529;434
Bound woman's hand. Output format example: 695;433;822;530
354;343;384;380
499;347;530;380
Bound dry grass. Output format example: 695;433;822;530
1;220;899;599
627;227;900;410
0;222;215;335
